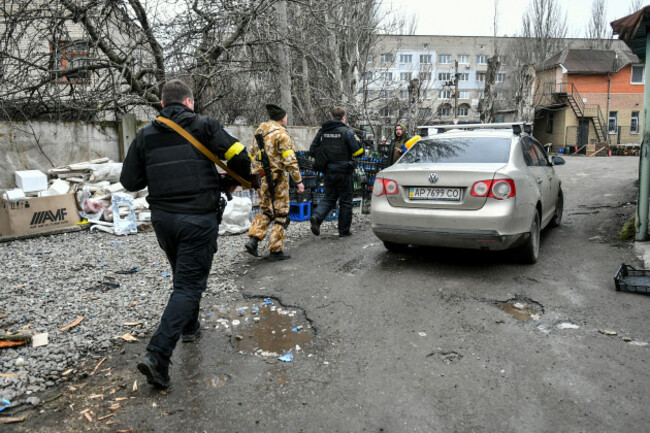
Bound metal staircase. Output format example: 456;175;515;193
542;82;607;142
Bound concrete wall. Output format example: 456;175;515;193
0;120;120;190
0;120;320;190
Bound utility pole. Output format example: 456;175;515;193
453;60;459;119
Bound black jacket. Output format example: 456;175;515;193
309;120;362;173
120;104;250;214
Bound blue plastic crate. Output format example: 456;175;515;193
289;202;311;222
325;208;339;221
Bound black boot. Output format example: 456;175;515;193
310;216;321;236
245;236;260;257
137;351;170;388
268;251;291;261
181;321;201;343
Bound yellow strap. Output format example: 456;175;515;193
225;142;244;161
352;148;364;157
156;116;251;189
281;149;294;159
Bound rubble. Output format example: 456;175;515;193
0;207;370;407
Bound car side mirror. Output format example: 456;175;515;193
552;156;565;166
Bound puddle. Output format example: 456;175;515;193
207;298;314;357
339;256;363;273
497;298;544;321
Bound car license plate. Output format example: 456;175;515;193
408;187;461;201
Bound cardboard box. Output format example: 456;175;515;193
15;170;48;193
0;193;81;238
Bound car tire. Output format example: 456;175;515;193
549;190;563;228
519;211;540;264
383;241;409;253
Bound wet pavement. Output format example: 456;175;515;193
4;157;650;432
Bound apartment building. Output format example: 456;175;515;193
361;35;635;141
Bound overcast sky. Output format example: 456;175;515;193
383;0;650;37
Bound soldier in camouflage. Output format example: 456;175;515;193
245;104;304;261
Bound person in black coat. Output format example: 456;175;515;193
120;79;250;388
309;106;363;237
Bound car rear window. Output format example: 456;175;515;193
398;137;511;164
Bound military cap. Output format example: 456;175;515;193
266;104;287;121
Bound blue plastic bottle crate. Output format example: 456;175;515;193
289;202;311;222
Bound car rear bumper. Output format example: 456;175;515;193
372;224;528;250
370;196;534;251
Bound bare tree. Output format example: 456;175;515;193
628;0;643;14
586;0;613;49
520;0;568;64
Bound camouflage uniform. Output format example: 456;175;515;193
248;121;302;252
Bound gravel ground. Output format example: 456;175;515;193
0;213;370;408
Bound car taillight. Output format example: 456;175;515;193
373;178;399;196
471;179;516;199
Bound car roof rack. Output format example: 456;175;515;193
417;122;533;135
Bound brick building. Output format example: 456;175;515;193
533;48;643;153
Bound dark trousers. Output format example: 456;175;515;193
313;171;354;235
147;210;218;358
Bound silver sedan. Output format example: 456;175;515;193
371;127;565;263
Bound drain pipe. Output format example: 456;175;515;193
636;34;650;241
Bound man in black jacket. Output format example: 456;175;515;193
309;106;363;237
120;79;250;388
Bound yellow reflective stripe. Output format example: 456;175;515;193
352;148;364;157
250;153;255;162
225;142;245;160
282;149;294;159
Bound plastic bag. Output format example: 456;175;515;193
112;192;138;235
219;196;252;235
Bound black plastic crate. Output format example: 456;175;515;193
614;263;650;295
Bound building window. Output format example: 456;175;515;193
608;111;618;133
419;72;432;81
458;73;469;82
476;55;488;65
422;90;428;99
51;40;90;83
631;65;645;84
458;55;469;64
631;111;640;134
400;90;409;99
546;112;554;134
379;72;393;81
400;72;411;81
420;54;432;64
399;54;413;64
438;72;451;82
380;106;391;117
367;55;373;63
439;54;451;64
364;71;373;81
459;91;469;99
380;53;393;63
379;90;390;99
439;90;451;99
438;106;451;116
458;106;469;116
496;72;506;83
478;91;485;99
420;107;432;117
476;72;486;82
